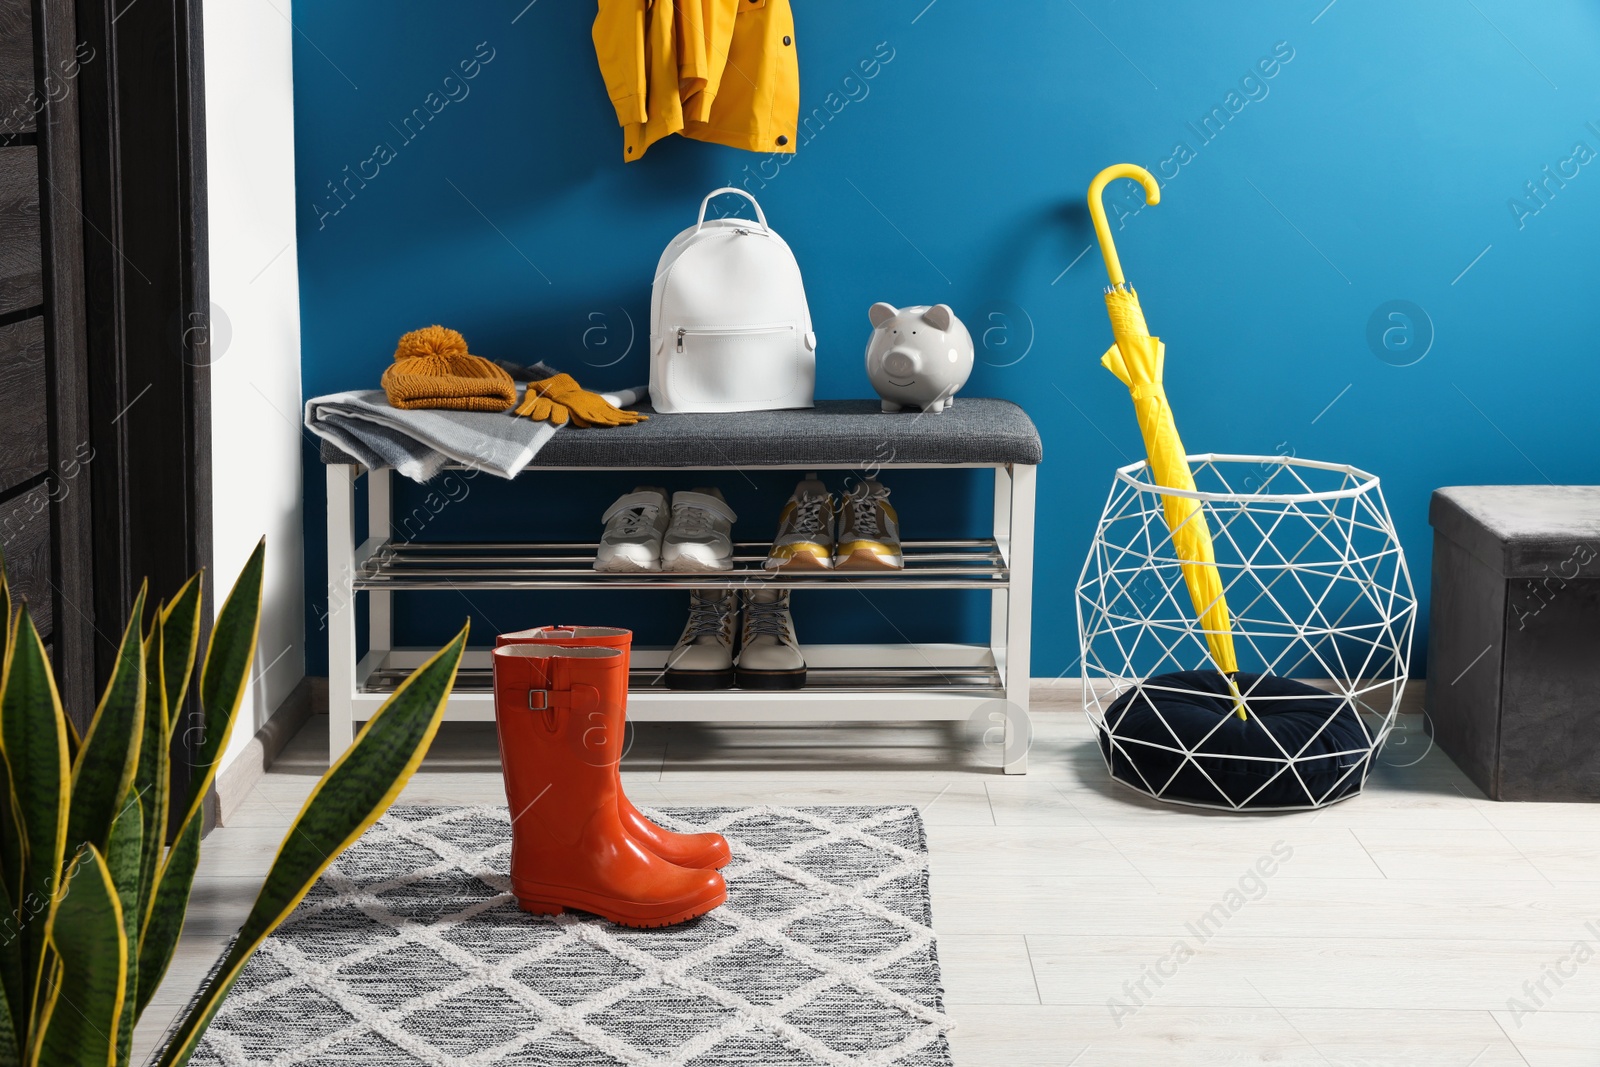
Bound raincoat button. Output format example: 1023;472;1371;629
776;135;788;146
783;35;791;45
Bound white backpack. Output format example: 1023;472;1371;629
649;188;815;413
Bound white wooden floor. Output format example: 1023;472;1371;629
135;697;1600;1066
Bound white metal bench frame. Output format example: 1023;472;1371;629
325;460;1035;772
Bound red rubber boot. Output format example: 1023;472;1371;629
496;626;732;870
491;643;726;927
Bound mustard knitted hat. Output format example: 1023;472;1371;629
381;325;518;412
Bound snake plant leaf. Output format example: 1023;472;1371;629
0;607;68;1026
24;945;52;1054
134;815;198;1020
0;558;20;977
66;583;147;859
135;621;169;932
181;540;263;825
0;957;17;1067
0;861;20;1059
0;551;14;1006
0;719;22;948
33;847;125;1067
154;623;467;1067
61;717;79;768
138;545;258;1023
106;798;142;1067
159;574;203;746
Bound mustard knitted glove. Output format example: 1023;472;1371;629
513;374;648;428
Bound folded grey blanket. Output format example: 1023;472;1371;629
304;381;649;483
303;388;557;482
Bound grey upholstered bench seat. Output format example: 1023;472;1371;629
318;397;1042;469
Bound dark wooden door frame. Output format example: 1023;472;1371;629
31;0;94;720
63;0;212;811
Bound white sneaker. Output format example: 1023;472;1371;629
736;588;805;689
835;478;903;570
665;589;738;689
765;474;834;571
594;486;669;572
662;488;737;572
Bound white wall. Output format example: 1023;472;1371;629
203;0;305;773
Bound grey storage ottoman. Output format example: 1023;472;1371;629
1427;486;1600;801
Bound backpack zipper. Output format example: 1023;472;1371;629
676;323;794;353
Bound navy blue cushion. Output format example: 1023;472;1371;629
1097;671;1373;809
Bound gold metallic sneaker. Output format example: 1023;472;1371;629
835;478;904;570
765;473;834;571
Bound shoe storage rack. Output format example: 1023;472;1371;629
323;401;1038;772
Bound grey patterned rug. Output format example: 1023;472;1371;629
190;805;954;1066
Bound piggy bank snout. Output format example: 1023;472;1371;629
883;349;922;377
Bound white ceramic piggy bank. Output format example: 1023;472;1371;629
865;302;974;413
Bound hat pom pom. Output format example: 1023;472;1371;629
395;325;469;363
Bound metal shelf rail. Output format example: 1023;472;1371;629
355;539;1006;590
323;402;1038;772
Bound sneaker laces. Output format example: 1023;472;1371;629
743;594;792;640
610;506;659;537
844;485;890;540
786;495;829;538
673;507;719;539
683;591;734;641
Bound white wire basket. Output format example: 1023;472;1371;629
1076;454;1418;811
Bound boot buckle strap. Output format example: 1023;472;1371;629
525;685;601;713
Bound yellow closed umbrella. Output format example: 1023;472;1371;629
1087;163;1246;719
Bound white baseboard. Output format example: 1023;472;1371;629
215;676;320;826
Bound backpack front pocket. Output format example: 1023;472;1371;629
667;323;799;406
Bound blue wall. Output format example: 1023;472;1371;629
293;0;1600;676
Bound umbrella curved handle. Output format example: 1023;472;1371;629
1088;164;1161;289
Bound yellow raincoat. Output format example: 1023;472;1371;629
593;0;799;162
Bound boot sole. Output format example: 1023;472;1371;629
516;884;728;928
735;667;807;690
665;668;735;690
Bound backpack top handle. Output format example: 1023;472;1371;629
695;187;770;233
